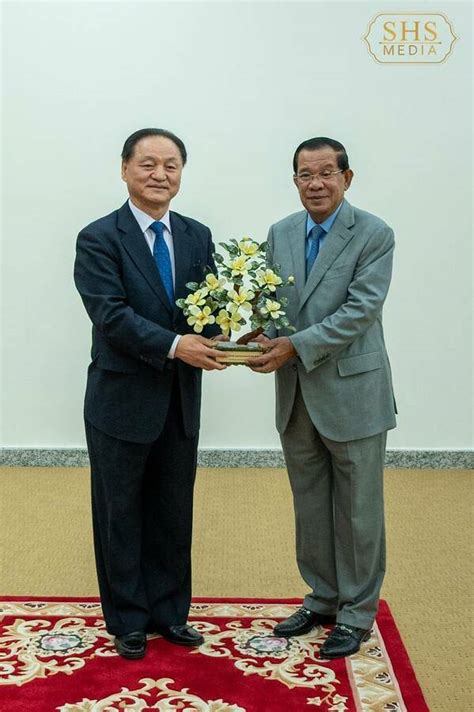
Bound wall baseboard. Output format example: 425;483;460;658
0;448;472;469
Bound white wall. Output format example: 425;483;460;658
1;1;472;449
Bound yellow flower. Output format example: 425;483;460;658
256;268;283;291
187;305;216;333
238;238;259;256
230;255;250;276
287;275;295;284
261;299;284;319
226;288;255;312
204;273;225;291
185;288;208;307
215;307;243;335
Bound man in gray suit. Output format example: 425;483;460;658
249;137;396;659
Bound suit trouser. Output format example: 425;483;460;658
85;378;198;636
280;383;387;629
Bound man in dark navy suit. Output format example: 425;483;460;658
74;128;225;659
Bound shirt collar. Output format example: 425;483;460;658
306;201;344;236
128;199;172;234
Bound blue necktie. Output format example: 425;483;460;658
150;221;174;304
306;224;325;279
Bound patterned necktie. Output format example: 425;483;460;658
306;224;325;279
150;221;174;304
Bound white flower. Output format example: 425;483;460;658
215;306;243;335
229;255;250;276
260;299;284;319
204;273;226;291
226;288;255;312
187;305;215;333
185;288;208;307
256;268;282;291
238;238;259;256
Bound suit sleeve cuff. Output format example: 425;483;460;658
167;334;182;359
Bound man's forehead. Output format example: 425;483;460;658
133;136;181;159
298;148;339;166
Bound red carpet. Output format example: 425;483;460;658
0;597;429;711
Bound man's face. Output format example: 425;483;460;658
293;147;353;223
121;136;183;215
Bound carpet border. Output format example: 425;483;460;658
374;600;430;712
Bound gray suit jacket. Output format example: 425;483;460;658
267;199;396;442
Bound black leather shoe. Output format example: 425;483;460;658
157;624;204;647
273;607;337;638
114;631;146;659
319;623;371;659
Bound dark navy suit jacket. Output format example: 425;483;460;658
74;201;218;443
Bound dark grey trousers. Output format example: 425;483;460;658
280;384;387;629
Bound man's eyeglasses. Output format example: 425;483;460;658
295;169;344;185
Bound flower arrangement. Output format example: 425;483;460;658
176;238;294;338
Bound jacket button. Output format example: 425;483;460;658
292;364;297;372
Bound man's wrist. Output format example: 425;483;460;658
285;336;297;356
287;336;300;359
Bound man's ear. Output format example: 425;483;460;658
344;169;354;190
293;175;299;189
121;161;127;182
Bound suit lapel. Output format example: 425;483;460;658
118;202;173;313
170;212;195;318
298;200;355;313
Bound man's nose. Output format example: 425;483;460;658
151;166;167;180
307;175;324;187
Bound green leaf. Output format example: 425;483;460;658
185;282;199;291
220;242;239;255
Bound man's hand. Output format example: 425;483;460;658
248;333;272;346
211;334;230;343
236;328;264;345
175;334;226;370
248;337;296;373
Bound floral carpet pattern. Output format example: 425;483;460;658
0;598;428;711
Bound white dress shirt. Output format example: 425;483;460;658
128;199;181;358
